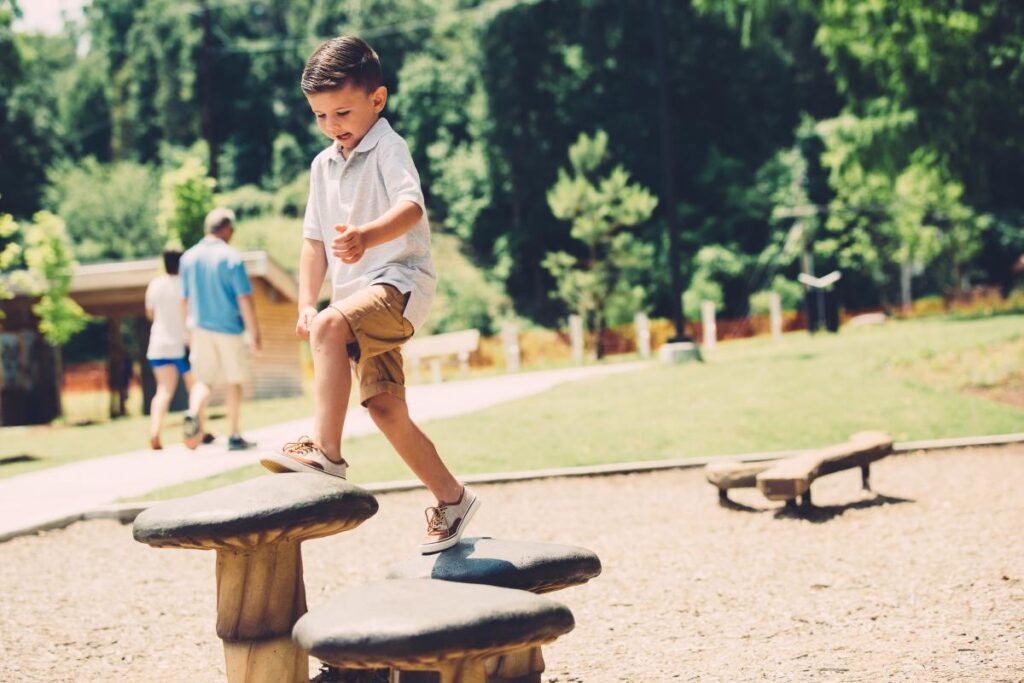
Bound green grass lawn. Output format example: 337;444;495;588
138;314;1024;501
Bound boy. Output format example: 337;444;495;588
260;36;479;554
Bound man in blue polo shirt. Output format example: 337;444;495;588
179;207;262;450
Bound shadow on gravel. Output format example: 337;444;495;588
773;493;916;523
716;492;916;522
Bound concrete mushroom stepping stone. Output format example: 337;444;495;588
133;473;378;683
387;537;600;683
293;578;575;683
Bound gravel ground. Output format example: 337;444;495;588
2;446;1023;683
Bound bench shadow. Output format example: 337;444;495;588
717;496;771;513
773;493;916;523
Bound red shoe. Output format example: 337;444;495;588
149;435;163;451
183;413;202;450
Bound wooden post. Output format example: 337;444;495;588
769;291;782;341
501;322;520;373
107;316;127;418
634;313;651;359
568;315;584;365
216;542;308;683
700;301;716;350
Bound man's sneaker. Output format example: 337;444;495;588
260;437;348;479
183;413;202;450
420;486;480;555
202;432;216;445
227;435;256;451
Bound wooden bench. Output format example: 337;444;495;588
405;329;481;383
133;474;378;683
706;432;894;509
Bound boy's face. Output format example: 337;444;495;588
306;82;387;155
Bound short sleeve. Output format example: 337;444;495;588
145;280;156;310
303;161;324;241
379;140;425;211
179;259;191;299
230;257;253;298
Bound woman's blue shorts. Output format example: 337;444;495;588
148;357;191;375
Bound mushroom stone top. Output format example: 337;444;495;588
133;474;378;551
293;578;575;669
387;537;601;594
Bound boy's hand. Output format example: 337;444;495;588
296;305;318;340
332;224;367;264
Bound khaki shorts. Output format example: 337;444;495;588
189;327;250;385
330;283;414;405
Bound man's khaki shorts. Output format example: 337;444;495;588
189;327;250;385
330;283;414;405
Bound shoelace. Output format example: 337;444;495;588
424;505;449;534
283;437;320;456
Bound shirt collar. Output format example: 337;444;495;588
327;117;392;162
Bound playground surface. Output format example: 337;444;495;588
1;445;1021;682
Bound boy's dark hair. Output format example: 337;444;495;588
301;36;383;94
163;249;182;275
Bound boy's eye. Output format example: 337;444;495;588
336;111;349;117
315;113;325;119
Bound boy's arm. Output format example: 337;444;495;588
297;238;329;339
332;200;422;264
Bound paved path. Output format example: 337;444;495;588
0;363;640;541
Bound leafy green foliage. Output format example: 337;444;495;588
0;212;21;317
543;131;657;356
15;212;89;345
43;158;162;262
158;156;216;249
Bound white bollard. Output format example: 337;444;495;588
701;300;717;350
634;312;651;359
569;314;585;364
501;322;521;373
429;358;443;384
769;291;782;340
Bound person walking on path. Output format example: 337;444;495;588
179;208;261;451
145;249;195;450
260;36;479;554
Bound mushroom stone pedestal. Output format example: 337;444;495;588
133;474;379;683
387;538;601;683
293;579;575;683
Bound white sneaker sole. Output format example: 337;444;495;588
420;495;481;555
259;452;347;480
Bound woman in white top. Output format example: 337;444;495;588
145;250;195;449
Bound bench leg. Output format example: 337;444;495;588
861;464;871;491
799;489;813;510
485;645;544;682
717;488;730;504
392;659;486;683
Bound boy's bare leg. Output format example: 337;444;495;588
226;383;243;436
366;393;462;503
310;308;354;463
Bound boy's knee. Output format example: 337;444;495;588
366;394;408;425
310;309;352;345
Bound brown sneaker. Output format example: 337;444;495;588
260;437;348;480
420;486;480;555
149;435;162;451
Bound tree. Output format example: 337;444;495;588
43;158;162;262
542;131;657;358
16;212;89;346
0;213;21;317
158;156;216;249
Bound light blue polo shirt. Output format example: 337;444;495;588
180;236;253;335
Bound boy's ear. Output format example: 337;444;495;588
372;85;387;113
